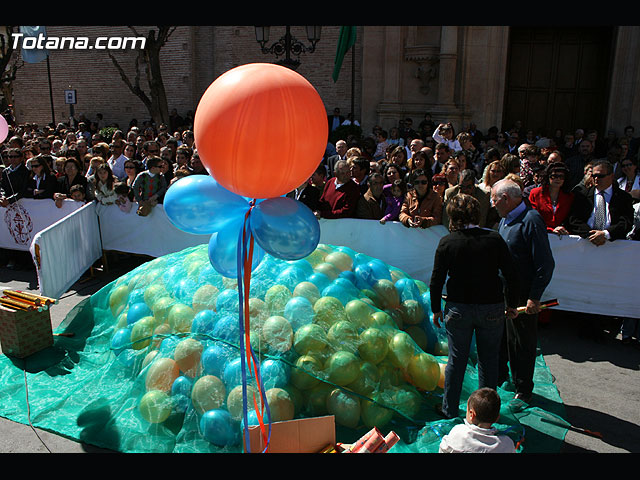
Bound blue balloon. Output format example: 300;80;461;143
367;260;392;281
261;359;290;389
111;327;131;354
208;218;265;278
250;197;320;261
216;289;239;313
308;272;331;292
212;314;240;344
164;175;250;235
223;357;254;390
275;266;308;292
354;264;375;289
338;270;358;286
322;282;357;306
199;409;241;447
396;278;421;302
284;296;315;330
191;310;218;335
201;343;238;377
171;376;194;413
287;259;314;278
127;288;145;307
158;336;180;356
127;302;152;325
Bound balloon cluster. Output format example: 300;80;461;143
106;243;448;450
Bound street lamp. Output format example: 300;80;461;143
254;26;321;70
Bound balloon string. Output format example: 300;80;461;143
239;204;271;453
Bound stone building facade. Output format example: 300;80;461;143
8;25;640;140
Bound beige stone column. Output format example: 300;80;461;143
437;26;458;106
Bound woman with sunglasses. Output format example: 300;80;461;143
528;162;574;235
479;160;506;194
399;168;443;228
617;157;640;202
23;154;57;200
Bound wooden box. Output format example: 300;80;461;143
0;305;53;358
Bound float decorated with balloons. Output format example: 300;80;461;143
105;64;450;452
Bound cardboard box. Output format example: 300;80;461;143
245;415;336;453
0;305;53;358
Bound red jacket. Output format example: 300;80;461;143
528;185;574;231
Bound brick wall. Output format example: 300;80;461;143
11;26;362;132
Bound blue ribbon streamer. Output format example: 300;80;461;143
237;208;272;453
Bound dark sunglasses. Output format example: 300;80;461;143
591;173;610;179
549;174;565;179
414;180;429;185
31;164;41;168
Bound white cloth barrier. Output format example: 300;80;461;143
29;201;103;300
10;201;639;319
0;198;85;251
96;203;211;258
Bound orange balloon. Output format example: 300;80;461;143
194;63;328;199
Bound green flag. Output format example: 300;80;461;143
332;26;357;83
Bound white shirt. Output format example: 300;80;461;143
433;126;462;152
439;419;516;453
618;174;640;192
108;154;128;181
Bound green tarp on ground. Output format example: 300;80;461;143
0;244;569;453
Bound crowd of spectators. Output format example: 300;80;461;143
1;110;639;343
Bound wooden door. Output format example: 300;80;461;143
503;27;614;137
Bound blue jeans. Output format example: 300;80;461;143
442;301;505;418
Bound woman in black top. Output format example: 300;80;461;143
429;193;519;419
23;154;58;200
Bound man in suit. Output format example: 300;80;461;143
566;159;634;246
315;159;361;219
326;139;348;179
287;177;321;212
491;178;555;404
328;108;345;133
0;148;30;207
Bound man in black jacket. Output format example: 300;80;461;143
0;148;30;207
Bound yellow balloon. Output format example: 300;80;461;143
302;382;333;417
192;284;220;313
167;303;195;333
145;357;180;392
142;350;159;370
173;338;203;375
293;323;328;356
407;352;440;391
151;323;171;349
304;248;328;268
265;285;292;316
290;354;324;390
400;300;424;326
116;311;128;329
282;384;304;416
326;388;361;429
389;268;407;283
293;281;321;305
377;360;403;387
358;327;389;365
388;385;423;419
387;331;418;369
370;310;396;330
131;316;155;350
152;296;176;325
360;398;393;429
325;350;360;386
109;285;129;317
139;390;173;424
405;325;429;352
313;296;346;329
313;262;340;281
372;279;400;310
345;361;380;397
438;362;446;389
227;384;259;421
143;283;168;308
344;299;374;329
327;320;358;353
191;375;226;414
324;251;353;272
261;316;294;354
414;280;428;295
266;388;295;422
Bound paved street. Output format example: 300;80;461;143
0;251;638;453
